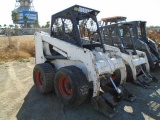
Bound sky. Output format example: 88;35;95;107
0;0;159;27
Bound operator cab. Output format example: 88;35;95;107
100;17;137;55
50;5;104;52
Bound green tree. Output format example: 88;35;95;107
23;15;28;28
42;25;45;28
9;24;13;29
45;21;50;28
3;24;7;28
12;11;19;26
34;19;39;28
15;24;18;28
2;24;7;35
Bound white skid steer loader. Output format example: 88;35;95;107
33;5;135;117
100;17;158;88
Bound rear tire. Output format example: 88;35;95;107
54;66;89;106
33;63;56;94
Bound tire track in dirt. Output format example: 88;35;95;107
26;62;34;69
12;61;33;87
9;63;31;120
0;64;10;93
0;62;33;120
4;64;12;90
8;62;24;92
17;67;26;73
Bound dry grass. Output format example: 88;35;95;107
0;33;159;61
0;35;35;61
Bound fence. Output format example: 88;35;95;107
0;28;50;36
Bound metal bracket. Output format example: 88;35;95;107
135;66;159;88
109;77;121;94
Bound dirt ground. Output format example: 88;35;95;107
0;57;160;120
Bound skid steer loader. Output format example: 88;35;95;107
33;5;135;117
101;16;160;72
100;17;158;87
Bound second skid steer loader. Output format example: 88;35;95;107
100;17;158;87
100;16;160;72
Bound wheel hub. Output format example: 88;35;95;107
65;83;71;90
59;75;72;97
36;71;43;88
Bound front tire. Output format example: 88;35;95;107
54;66;89;106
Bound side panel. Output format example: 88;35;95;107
121;53;137;80
122;50;150;80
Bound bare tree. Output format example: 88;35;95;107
23;16;28;28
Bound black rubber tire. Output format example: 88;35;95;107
33;63;56;94
54;66;89;106
126;65;134;82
